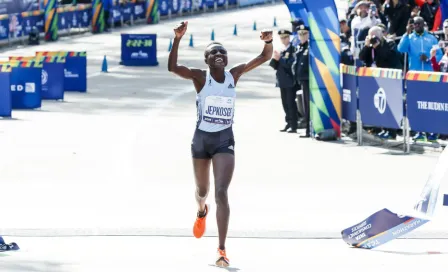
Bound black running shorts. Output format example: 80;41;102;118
191;127;235;159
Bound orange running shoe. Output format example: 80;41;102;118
216;248;229;267
193;204;209;238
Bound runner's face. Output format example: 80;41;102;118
205;45;228;68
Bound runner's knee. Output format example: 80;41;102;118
196;186;209;198
215;186;229;206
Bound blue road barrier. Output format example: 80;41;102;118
0;64;12;118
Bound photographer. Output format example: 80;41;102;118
359;26;403;140
359;26;403;69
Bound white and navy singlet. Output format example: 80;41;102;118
191;69;236;159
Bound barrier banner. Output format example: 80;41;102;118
57;7;69;30
158;0;169;16
358;67;403;129
36;51;87;92
7;59;43;109
37;55;66;100
170;0;181;14
341;64;357;122
0;15;9;40
145;0;159;23
91;0;105;33
121;34;158;66
0;64;12;118
0;0;39;15
121;2;134;22
44;0;58;41
181;0;192;12
406;71;448;135
76;5;91;28
341;208;429;249
21;10;44;35
112;5;122;23
60;6;78;29
134;2;146;19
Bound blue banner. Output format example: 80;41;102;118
21;12;44;35
121;2;134;22
64;52;87;92
0;66;11;117
0;0;39;15
121;34;158;66
441;0;448;25
41;57;65;100
134;3;145;19
180;0;192;12
10;63;42;110
341;208;429;249
406;72;448;135
341;65;357;122
159;0;169;16
170;0;181;14
358;68;403;129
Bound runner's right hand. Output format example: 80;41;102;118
174;21;188;39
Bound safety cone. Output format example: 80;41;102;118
253;21;257;31
233;24;237;36
211;29;215;41
101;55;108;72
273;17;277;27
168;39;172;51
189;34;194;47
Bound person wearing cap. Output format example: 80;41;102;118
269;29;299;133
292;24;311;138
350;1;381;59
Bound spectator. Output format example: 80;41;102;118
359;26;403;139
340;19;352;46
350;1;382;58
420;0;440;30
359;26;403;69
398;17;443;142
398;16;443;72
430;41;448;72
383;0;411;38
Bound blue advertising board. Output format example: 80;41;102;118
341;65;357;122
0;0;39;15
21;12;44;35
159;0;169;16
8;60;42;110
41;56;65;100
36;51;87;92
0;65;11;117
121;34;158;66
406;72;448;135
358;67;403;129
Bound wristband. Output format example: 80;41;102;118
265;39;273;44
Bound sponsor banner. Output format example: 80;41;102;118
406;71;448;135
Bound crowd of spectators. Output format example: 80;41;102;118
340;0;448;143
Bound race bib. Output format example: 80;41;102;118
203;96;234;124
